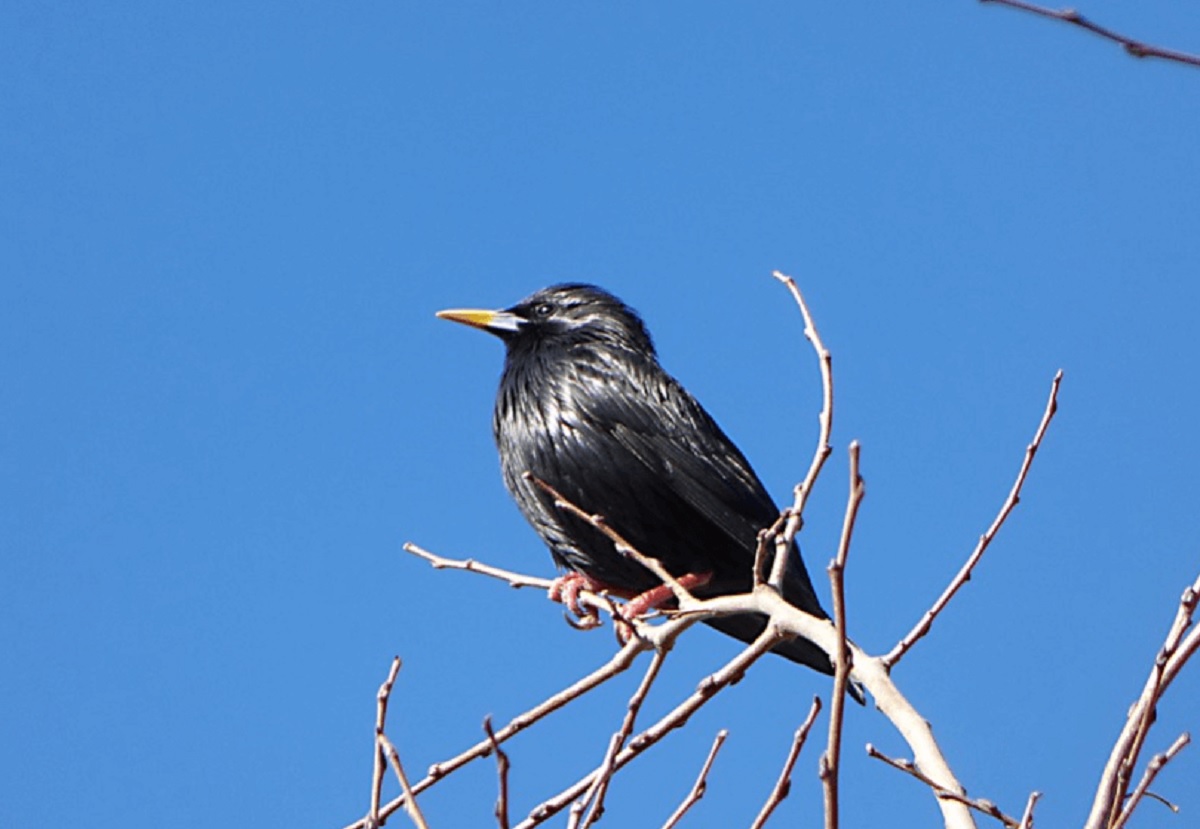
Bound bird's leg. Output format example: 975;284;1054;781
613;571;713;643
548;571;607;629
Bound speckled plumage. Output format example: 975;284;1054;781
441;284;844;683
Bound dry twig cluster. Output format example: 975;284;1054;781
346;274;1197;829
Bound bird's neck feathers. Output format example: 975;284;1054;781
502;333;657;391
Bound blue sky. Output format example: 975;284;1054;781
3;3;1199;827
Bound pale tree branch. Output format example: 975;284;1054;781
981;0;1200;68
369;657;402;828
659;730;728;829
770;270;834;590
515;625;786;829
1084;571;1200;829
404;542;555;591
378;733;430;829
866;745;1019;828
1016;791;1041;829
1111;732;1190;829
753;514;789;589
404;541;617;633
342;625;665;829
745;586;977;829
886;370;1063;668
574;649;671;829
749;697;822;829
821;441;864;829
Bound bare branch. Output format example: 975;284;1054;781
575;650;671;829
379;733;430;829
343;618;669;829
749;697;822;829
821;441;865;829
404;542;555;591
516;624;785;828
405;540;619;633
981;0;1200;68
1016;791;1040;829
484;718;511;829
660;730;729;829
886;370;1063;668
390;527;980;828
763;274;975;827
867;745;1019;828
770;270;835;589
1085;571;1200;829
369;657;402;828
1112;732;1190;829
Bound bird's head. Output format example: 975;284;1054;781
437;284;656;358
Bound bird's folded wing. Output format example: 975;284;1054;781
585;368;782;566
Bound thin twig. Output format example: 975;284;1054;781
821;442;864;829
1112;732;1190;829
369;658;402;828
1016;791;1040;829
576;649;671;829
753;515;789;588
867;744;1019;828
342;617;674;829
660;730;729;829
750;697;823;829
404;542;555;591
526;474;697;608
379;733;431;829
516;625;785;829
886;370;1063;668
981;0;1200;68
483;718;512;829
1141;791;1182;812
406;540;617;632
770;270;835;589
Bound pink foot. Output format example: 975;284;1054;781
614;572;714;643
548;571;607;629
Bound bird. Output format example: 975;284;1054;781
437;283;860;699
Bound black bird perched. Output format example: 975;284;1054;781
438;284;857;697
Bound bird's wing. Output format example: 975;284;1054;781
596;374;827;613
580;361;781;565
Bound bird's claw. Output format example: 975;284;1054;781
549;570;716;641
549;572;603;629
563;610;602;630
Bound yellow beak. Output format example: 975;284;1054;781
436;307;524;335
435;308;499;331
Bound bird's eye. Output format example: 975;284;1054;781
533;302;554;318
